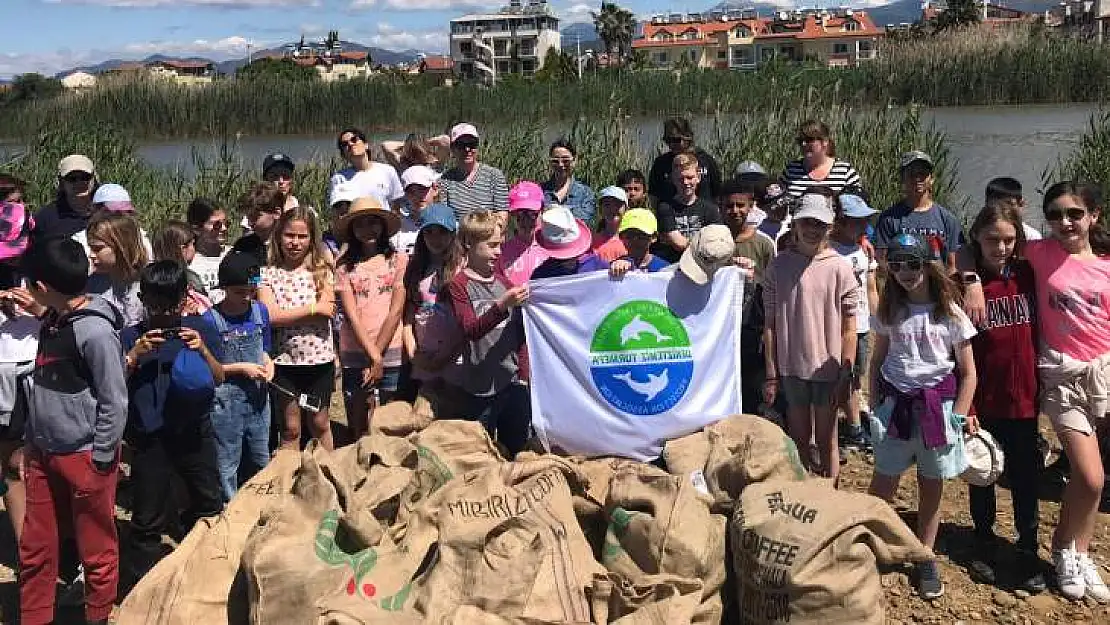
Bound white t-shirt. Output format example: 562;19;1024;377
872;302;976;393
1023;222;1042;241
832;241;876;333
330;163;404;207
391;206;421;256
0;311;39;363
190;246;230;304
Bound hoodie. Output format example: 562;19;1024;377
28;296;127;463
763;247;859;382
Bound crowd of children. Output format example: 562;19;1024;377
0;115;1107;622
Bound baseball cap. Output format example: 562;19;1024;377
900;151;934;172
887;233;931;263
839;193;878;219
329;182;359;208
735;161;767;176
509;181;544;212
218;251;262;288
598;186;629;205
58;154;95;178
420;202;458;233
262;153;295;175
793;194;835;224
618;208;657;236
0;201;33;261
678;224;734;285
449;123;479;143
401;165;440;189
536;204;592;260
91;183;134;213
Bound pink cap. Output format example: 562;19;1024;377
449;123;479;143
509;181;544;212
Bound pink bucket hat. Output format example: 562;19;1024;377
536;204;592;260
0;201;33;261
509;181;544;212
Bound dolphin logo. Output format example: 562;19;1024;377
613;369;669;402
619;315;671;346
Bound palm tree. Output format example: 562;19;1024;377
931;0;982;33
592;2;636;62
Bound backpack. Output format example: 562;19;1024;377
129;322;216;432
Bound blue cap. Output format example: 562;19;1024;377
419;203;458;233
888;233;932;263
839;194;877;219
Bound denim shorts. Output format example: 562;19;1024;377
870;397;967;480
781;376;835;407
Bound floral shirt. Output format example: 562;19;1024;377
336;253;408;369
261;265;335;366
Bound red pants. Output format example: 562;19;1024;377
19;448;118;625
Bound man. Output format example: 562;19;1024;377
647;118;722;202
875;151;964;273
329;127;404;209
438;123;509;221
34;155;98;240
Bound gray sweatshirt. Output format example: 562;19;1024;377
27;296;128;463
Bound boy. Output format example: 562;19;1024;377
203;252;274;501
757;181;795;244
444;212;531;455
394;164;441;255
122;260;226;578
609;209;669;276
20;237;127;625
875;151;964;273
617;169;652;210
831;191;880;454
985;176;1042;241
654;152;722;264
231;181;285;265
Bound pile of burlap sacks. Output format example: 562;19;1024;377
118;398;934;625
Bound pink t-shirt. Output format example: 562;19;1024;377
335;253;408;368
1025;238;1110;361
410;269;461;381
496;235;549;286
592;231;627;263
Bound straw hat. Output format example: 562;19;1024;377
335;197;401;242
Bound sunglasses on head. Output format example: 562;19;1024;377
889;259;924;273
1044;206;1088;223
63;172;93;183
453;138;479;150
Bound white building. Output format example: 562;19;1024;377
449;0;561;83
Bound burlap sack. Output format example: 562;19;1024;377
368;399;433;438
588;572;704;624
730;480;934;624
116;449;301;625
663;414;807;513
600;463;727;624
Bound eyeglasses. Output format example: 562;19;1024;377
889;260;924;273
1044;206;1088;222
63;172;93;183
453;139;479;150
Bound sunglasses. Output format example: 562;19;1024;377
797;137;823;145
265;171;294;181
453;139;479;150
549;157;574;165
63;172;93;183
663;136;688;144
337;135;364;150
1044;206;1088;222
207;220;227;229
889;259;924;273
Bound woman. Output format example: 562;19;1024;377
438;122;509;220
541;138;596;224
186;197;230;298
33;154;99;239
782;120;862;198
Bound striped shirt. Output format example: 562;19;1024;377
782;159;861;197
440;162;509;219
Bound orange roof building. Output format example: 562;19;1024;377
633;8;882;70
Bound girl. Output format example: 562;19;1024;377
152;220;211;314
86;212;148;326
963;203;1045;593
334;198;407;441
868;232;978;601
497;181;547;287
592;186;629;262
186;197;230;297
402;202;462;395
763;194;858;484
258;207;337;451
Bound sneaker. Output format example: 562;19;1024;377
1016;549;1048;594
838;444;849;465
1053;545;1086;600
916;560;945;600
1078;552;1110;603
842;425;871;452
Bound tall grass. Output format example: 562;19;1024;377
1;106;956;231
1044;109;1110;230
1;26;1106;140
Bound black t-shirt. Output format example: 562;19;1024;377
647;148;722;201
652;197;722;263
231;233;268;266
33;200;91;240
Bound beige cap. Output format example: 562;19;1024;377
678;224;734;285
58;154;95;178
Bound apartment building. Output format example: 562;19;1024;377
148;60;216;86
633;8;882;71
449;0;561;82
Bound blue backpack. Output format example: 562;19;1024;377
132;325;217;431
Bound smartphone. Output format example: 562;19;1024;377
298;393;323;412
160;327;183;341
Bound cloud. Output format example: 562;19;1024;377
44;0;318;7
0;35;263;78
358;23;446;52
350;0;496;10
563;3;592;21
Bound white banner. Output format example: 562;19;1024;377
523;267;744;461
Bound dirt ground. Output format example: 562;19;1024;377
0;416;1108;624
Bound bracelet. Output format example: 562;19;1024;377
310;302;316;316
765;377;779;382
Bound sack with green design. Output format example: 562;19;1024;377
729;480;933;624
599;462;727;625
663;414;807;513
116;450;301;625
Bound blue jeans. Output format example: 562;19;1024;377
211;383;270;501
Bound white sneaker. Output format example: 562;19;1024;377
1079;553;1110;603
1054;545;1086;600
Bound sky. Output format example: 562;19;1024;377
3;0;891;79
